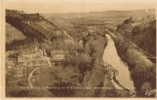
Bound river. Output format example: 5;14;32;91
103;34;135;91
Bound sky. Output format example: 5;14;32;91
6;0;157;13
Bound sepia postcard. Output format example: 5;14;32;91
0;0;157;99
